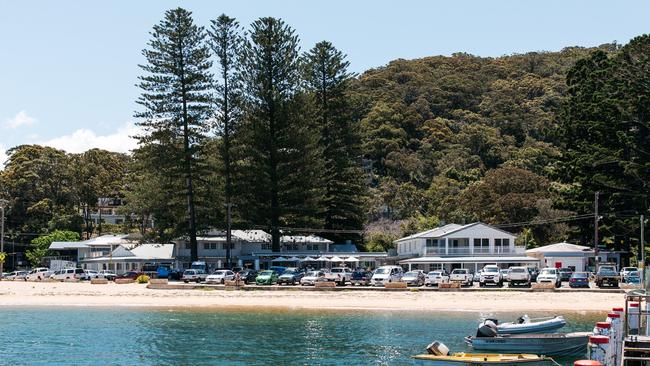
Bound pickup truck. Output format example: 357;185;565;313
479;265;503;287
595;265;620;288
507;266;531;287
449;269;473;286
324;267;353;285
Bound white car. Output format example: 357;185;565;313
370;266;403;286
50;268;85;281
25;267;54;281
537;267;561;288
479;265;503;287
205;270;235;284
182;269;208;283
98;270;117;280
5;270;28;281
300;271;325;286
82;270;101;280
449;268;473;286
425;270;449;287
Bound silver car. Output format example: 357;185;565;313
401;270;425;286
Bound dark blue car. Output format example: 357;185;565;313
569;272;590;288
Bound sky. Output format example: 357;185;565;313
1;0;649;168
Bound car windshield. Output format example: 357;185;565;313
260;271;273;275
484;267;499;273
404;271;418;276
428;271;441;276
629;272;640;277
184;270;195;274
452;269;466;274
572;272;588;278
283;269;297;274
540;269;556;275
213;271;225;275
375;268;389;274
510;268;526;273
305;271;319;277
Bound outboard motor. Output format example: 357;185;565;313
476;320;498;337
426;341;450;356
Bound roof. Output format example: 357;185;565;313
399;256;540;264
281;235;333;244
49;241;89;250
82;243;175;262
526;242;594;254
83;234;132;246
395;222;517;243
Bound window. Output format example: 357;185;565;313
203;243;210;250
222;243;234;250
425;239;438;247
211;243;218;250
261;243;271;250
185;243;191;250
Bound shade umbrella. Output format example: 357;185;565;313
330;256;344;262
287;256;301;262
344;256;360;262
315;256;330;262
271;256;288;262
300;256;316;262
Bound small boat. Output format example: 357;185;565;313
412;341;559;366
465;332;591;356
412;353;558;366
494;315;566;334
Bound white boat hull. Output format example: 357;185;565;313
496;316;566;335
466;332;590;356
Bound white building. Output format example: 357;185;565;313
526;242;621;272
396;222;539;272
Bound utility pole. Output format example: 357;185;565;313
0;199;8;275
594;191;600;273
224;203;234;269
642;214;646;291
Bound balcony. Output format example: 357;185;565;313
425;247;446;255
447;247;471;255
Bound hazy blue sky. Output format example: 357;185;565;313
1;0;649;166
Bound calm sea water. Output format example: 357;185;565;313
0;308;602;366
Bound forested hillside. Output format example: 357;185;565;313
1;9;648;262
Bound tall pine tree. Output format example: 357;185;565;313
136;8;213;261
208;14;243;267
237;17;324;252
303;41;366;243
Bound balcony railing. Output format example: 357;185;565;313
447;247;471;255
424;246;527;256
425;247;446;255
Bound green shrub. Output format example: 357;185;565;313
136;275;150;284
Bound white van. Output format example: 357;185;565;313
25;267;54;281
370;266;403;286
50;268;86;281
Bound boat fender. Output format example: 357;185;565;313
477;320;498;337
426;341;449;356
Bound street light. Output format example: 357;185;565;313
0;199;8;275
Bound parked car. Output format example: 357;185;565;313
425;270;449;287
25;267;54;281
300;271;325;286
5;270;28;281
627;271;641;285
255;270;279;285
558;268;573;282
350;270;373;286
569;272;590;288
595;265;620;288
98;270;117;281
269;266;286;275
537;267;561;288
507;266;531;287
167;269;184;281
500;269;510;282
205;270;235;284
82;270;101;280
370;266;403;286
238;270;258;284
401;270;426;286
324;267;353;285
118;271;144;280
479;265;503;287
278;268;304;285
50;268;85;281
620;267;638;283
449;268;473;286
182;269;208;283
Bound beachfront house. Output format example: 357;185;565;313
396;222;539;272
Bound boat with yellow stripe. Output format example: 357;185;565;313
411;352;558;366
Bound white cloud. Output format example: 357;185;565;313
40;121;142;154
0;144;7;169
5;110;37;129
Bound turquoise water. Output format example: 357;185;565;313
0;308;602;366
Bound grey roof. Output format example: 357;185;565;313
526;242;594;254
49;241;89;250
395;222;517;243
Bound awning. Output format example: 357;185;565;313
271;257;288;262
399;256;541;265
344;256;360;262
300;256;316;262
315;256;330;261
287;256;301;262
330;256;344;262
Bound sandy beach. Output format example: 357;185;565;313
0;281;623;312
